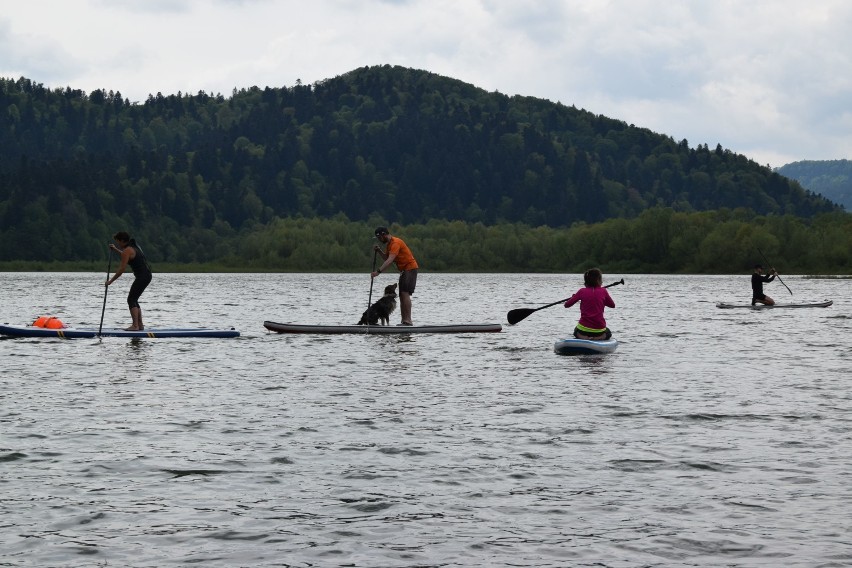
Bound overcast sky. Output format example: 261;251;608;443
3;0;851;168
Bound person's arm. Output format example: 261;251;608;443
605;290;615;308
106;247;132;286
564;290;581;308
373;244;389;261
372;239;399;277
373;251;398;277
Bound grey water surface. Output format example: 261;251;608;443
1;272;850;567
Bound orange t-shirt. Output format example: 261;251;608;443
387;236;419;271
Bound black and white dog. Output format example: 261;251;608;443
357;283;398;325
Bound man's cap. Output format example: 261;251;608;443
374;226;389;236
754;263;763;269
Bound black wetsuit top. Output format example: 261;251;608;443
751;272;775;298
127;239;152;277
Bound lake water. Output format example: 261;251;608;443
1;272;850;567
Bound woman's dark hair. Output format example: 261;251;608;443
583;268;603;287
113;231;131;242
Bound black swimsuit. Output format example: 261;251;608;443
126;240;152;309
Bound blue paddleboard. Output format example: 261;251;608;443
0;323;240;339
553;337;618;355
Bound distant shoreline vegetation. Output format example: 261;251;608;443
1;209;850;274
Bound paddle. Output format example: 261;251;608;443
98;246;114;337
366;249;378;310
507;278;624;325
757;247;793;296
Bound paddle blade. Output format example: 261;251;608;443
506;308;536;325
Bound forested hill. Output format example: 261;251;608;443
776;159;852;210
0;64;840;263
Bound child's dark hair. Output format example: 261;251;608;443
583;268;603;287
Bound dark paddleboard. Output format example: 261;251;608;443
0;324;240;338
715;300;833;309
263;321;502;334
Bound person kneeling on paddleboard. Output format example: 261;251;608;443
564;268;615;340
751;264;777;306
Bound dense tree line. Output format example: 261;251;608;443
4;209;849;274
0;66;846;270
235;210;852;274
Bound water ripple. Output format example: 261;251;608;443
1;272;850;566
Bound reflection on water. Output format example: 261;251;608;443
574;354;615;374
0;272;850;567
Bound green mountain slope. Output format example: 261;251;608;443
776;160;851;210
0;65;842;265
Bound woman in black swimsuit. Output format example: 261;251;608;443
106;231;153;330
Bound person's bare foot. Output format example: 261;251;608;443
124;326;140;331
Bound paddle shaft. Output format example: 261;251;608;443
507;278;624;325
98;247;113;336
367;249;378;310
757;247;792;295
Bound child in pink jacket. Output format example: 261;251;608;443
564;268;615;340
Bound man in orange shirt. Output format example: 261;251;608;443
371;226;419;325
